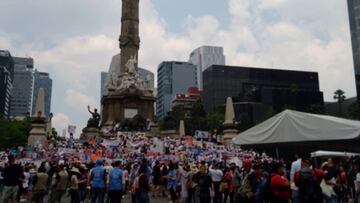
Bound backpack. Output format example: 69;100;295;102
298;169;322;202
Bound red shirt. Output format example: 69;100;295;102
270;173;290;200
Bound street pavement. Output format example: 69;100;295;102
21;193;169;203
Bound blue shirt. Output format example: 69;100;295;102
91;166;105;189
167;169;177;189
109;168;123;191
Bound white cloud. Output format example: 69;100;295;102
52;113;71;133
65;89;97;114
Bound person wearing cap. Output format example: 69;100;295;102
89;158;106;203
108;161;123;203
237;159;257;203
69;167;81;203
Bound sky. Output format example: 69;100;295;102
0;0;356;136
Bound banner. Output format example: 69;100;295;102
68;125;76;134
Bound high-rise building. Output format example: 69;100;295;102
348;0;360;101
0;50;14;118
189;46;225;90
203;65;324;122
10;57;34;118
156;61;197;119
32;70;52;117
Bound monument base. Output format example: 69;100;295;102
222;129;238;144
101;93;155;127
28;123;47;147
81;127;101;144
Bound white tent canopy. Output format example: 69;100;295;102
232;110;360;145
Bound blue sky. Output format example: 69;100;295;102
0;0;356;136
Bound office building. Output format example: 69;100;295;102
0;50;14;118
348;0;360;101
156;61;197;119
32;70;52;117
189;46;225;90
203;65;324;122
171;87;202;118
10;57;34;118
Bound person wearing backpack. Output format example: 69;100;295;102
294;159;323;203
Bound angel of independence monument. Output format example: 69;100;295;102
101;0;154;128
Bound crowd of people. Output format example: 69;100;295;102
0;133;359;203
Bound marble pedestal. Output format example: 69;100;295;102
222;129;238;144
101;93;155;127
28;123;47;147
81;127;101;144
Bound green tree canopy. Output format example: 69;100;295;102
0;118;31;149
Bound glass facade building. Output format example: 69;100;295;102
0;50;14;118
10;57;34;118
32;70;52;117
189;46;225;90
203;65;324;115
156;61;197;119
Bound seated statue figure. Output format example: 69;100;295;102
87;105;101;128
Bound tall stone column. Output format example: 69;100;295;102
119;0;140;74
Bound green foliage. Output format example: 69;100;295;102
348;101;360;120
0;118;31;149
206;112;224;133
304;104;325;114
236;113;254;132
159;101;228;136
333;89;346;103
333;89;346;116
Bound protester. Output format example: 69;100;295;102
1;132;360;203
134;165;150;203
108;160;124;203
222;167;234;203
269;162;290;203
49;164;69;203
290;153;302;203
2;154;23;203
294;158;322;203
208;162;223;203
192;164;212;203
89;159;106;203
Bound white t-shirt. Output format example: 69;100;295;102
354;172;360;192
209;168;223;182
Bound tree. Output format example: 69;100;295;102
333;89;346;116
206;112;224;133
0;118;31;149
236;113;254;132
304;104;325;115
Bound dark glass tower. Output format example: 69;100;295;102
348;0;360;101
